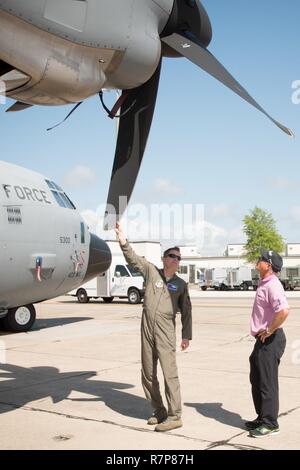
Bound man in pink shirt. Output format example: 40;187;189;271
246;249;289;438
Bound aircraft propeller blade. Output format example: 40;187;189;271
6;101;33;112
103;60;162;230
162;32;293;137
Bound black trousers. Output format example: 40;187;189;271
249;328;286;429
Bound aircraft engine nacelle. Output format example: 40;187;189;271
0;8;107;105
0;0;174;104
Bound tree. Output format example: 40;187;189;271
243;207;285;263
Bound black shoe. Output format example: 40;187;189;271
244;418;261;430
250;425;280;438
147;408;168;425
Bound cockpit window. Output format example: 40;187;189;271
52;191;66;208
45;179;56;190
45;179;76;209
59;192;76;209
53;182;63;192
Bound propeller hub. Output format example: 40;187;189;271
161;0;212;56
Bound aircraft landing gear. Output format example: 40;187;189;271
2;304;36;332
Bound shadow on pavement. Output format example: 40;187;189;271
185;401;245;429
0;317;92;335
0;363;149;420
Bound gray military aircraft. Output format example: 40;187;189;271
0;0;293;228
0;160;111;332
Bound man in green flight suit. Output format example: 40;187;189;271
116;223;192;432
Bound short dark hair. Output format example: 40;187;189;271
163;246;181;258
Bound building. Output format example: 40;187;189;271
178;243;300;285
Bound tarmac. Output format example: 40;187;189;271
0;289;300;451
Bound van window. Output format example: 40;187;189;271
114;265;129;277
126;265;141;277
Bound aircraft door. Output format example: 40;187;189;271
111;264;130;296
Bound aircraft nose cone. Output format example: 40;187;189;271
83;234;111;283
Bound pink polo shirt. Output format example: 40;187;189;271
251;274;289;336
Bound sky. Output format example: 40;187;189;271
1;0;300;255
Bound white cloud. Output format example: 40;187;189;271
81;209;115;240
63;165;96;188
154;178;183;195
200;221;228;256
80;204;244;257
210;203;232;218
81;209;100;233
193;222;245;256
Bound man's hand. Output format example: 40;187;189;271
181;339;190;351
115;222;126;246
257;310;288;343
257;328;273;343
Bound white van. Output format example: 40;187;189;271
69;260;144;304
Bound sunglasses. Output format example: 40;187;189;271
167;253;181;261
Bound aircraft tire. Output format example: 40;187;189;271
77;289;89;303
3;304;36;332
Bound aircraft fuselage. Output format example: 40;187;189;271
0;161;111;311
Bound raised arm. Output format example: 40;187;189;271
115;223;150;279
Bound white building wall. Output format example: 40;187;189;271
226;244;246;257
107;242;300;284
193;256;300;270
287;244;300;256
178;244;300;284
179;246;200;257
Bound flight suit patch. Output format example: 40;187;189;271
167;283;178;292
155;280;164;288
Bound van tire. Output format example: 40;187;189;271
102;297;114;303
201;286;207;291
2;304;36;332
77;289;89;303
128;288;141;304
